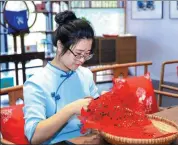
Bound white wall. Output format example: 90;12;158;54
126;1;178;84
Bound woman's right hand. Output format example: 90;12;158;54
67;98;92;115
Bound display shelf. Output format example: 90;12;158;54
30;30;54;33
32;11;57;14
0;52;45;85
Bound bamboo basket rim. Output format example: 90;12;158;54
100;115;178;144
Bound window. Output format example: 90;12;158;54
71;0;126;36
0;1;45;86
71;1;85;8
91;1;117;8
3;1;46;54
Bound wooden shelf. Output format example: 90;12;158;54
30;30;54;33
0;52;45;85
0;33;7;35
0;52;45;63
32;11;57;14
84;36;137;66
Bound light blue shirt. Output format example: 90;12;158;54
23;62;99;144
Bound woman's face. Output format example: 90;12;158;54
60;39;93;71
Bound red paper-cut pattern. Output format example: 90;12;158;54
113;73;158;114
78;78;175;139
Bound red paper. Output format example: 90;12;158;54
78;78;175;139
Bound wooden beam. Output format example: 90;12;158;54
0;85;23;95
91;61;152;73
161;85;178;91
154;90;178;98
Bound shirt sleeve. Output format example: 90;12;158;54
88;70;99;99
23;81;46;143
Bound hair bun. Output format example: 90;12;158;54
55;10;77;26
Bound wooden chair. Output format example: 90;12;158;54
90;61;178;108
157;60;178;107
91;61;152;83
0;61;177;107
0;61;178;144
0;85;23;106
0;61;151;106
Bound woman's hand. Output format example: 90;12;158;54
101;91;108;95
67;98;93;115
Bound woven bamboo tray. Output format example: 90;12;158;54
100;115;178;145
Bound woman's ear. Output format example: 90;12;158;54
57;40;62;54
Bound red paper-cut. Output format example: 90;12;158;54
78;78;176;139
113;73;159;114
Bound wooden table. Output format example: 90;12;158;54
56;107;178;145
154;106;178;124
154;106;178;145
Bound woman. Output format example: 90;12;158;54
23;10;99;144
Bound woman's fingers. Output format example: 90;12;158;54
82;98;92;111
101;91;108;95
84;96;93;99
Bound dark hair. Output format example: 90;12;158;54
52;10;95;55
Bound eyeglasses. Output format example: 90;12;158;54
68;49;94;61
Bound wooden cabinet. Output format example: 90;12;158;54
84;35;137;66
117;36;136;64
